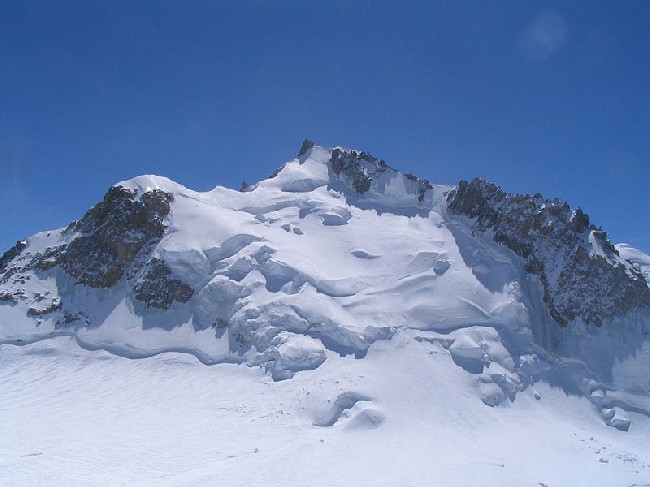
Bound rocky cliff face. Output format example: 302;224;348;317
0;184;193;313
133;258;194;309
446;178;650;326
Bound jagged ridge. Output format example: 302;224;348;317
446;178;650;326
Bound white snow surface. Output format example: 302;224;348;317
618;243;650;286
2;336;650;487
1;145;650;484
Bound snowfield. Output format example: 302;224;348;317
2;336;650;487
1;143;650;485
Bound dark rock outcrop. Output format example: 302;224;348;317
58;186;173;288
0;240;27;271
298;139;315;157
330;148;433;199
0;241;28;285
133;258;194;309
447;178;650;326
27;297;62;316
331;148;375;193
0;185;173;292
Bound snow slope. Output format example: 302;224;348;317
1;142;650;485
2;336;649;487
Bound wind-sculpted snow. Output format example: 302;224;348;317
313;391;373;427
1;142;649;432
617;243;650;286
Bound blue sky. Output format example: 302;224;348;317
1;1;649;253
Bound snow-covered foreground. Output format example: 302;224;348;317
2;335;649;487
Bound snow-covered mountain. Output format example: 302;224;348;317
2;142;650;485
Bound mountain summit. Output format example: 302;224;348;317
1;141;649;429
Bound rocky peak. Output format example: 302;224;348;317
0;184;174;290
58;185;174;288
261;143;444;214
297;139;315;157
329;147;433;201
0;240;27;274
447;178;650;326
330;147;384;194
0;180;197;320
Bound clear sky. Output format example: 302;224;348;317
1;1;649;253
